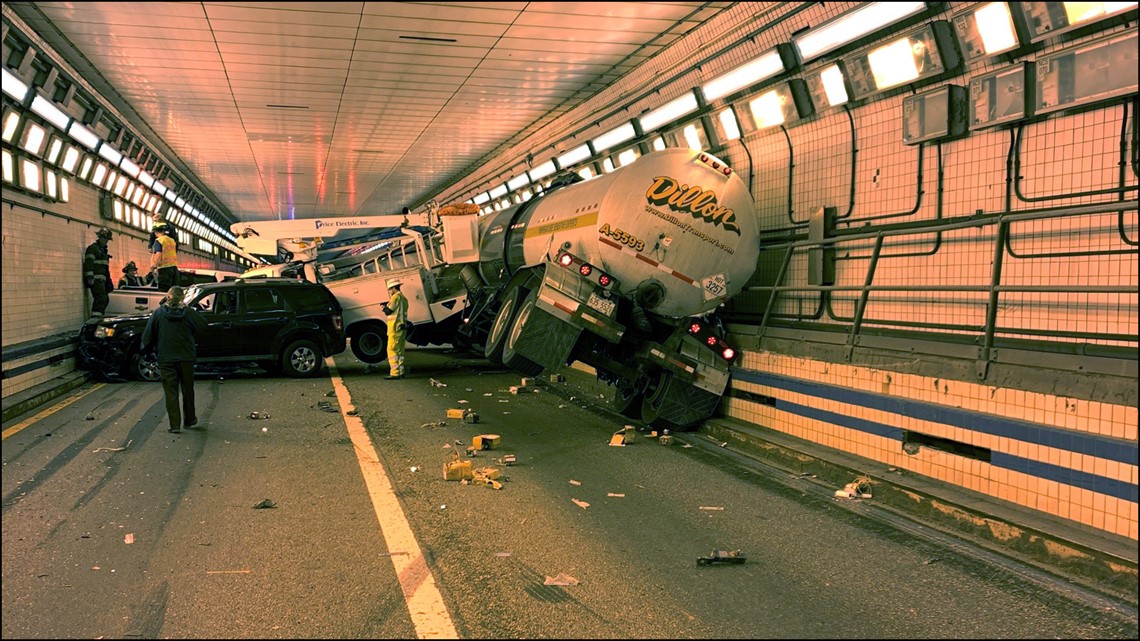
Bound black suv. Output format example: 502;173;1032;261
79;278;347;381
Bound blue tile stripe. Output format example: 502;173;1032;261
730;368;1139;504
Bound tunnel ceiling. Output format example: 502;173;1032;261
7;1;731;222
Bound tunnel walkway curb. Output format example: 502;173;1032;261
2;370;91;424
549;362;1138;607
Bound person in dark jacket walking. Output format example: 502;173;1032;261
84;227;114;317
141;286;207;433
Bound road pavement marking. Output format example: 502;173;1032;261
327;359;459;640
2;383;106;440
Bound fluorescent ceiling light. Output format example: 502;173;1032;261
702;49;786;101
529;160;556;180
591;122;636;152
139;171;154;187
651;136;667;151
507;174;530;191
31;95;71;130
98;143;123;165
974;2;1020;54
867;37;923;89
68;122;99;150
617;148;640;166
120;158;140;178
20;122;46;155
2;149;13;183
557;144;592;167
20;158;41;192
750;90;787;129
819;64;850;106
2;68;29;101
488;184;508;199
638;91;699;132
794;1;927;62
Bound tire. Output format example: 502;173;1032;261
280;339;323;378
129;350;162;382
640;368;721;432
484;285;525;365
501;291;544;376
611;382;643;419
350;322;388;363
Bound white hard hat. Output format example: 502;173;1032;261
386;278;401;288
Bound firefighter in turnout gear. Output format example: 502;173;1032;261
84;227;114;317
382;278;409;379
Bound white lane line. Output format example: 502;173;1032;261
327;359;459;640
2;383;106;440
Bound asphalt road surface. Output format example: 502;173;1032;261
3;347;1136;639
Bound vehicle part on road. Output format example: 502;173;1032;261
696;550;746;566
252;499;277;509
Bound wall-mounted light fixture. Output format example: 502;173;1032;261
804;63;853;112
715;108;742;141
507;173;530;191
1017;1;1138;43
845;22;960;99
902;84;969;144
638;90;700;133
67;121;99;150
1034;28;1139;116
969;63;1033;129
952;2;1028;62
793;1;929;63
701;45;797;102
740;80;814;132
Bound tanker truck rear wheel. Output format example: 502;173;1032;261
501;290;545;377
611;383;644;419
484;285;525;365
640;369;717;432
350;323;388;364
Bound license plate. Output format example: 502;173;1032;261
586;292;615;315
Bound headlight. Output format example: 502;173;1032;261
94;326;115;338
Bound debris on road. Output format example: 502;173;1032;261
421;420;446;429
497;454;517;466
609;426;636;446
607;493;625;498
569;479;581;486
697;550;746;566
571;498;590;509
544;573;579;586
124;533;135;544
430;378;447;388
443;453;474;481
699;506;724;511
93;439;133;453
472;434;500;450
249;411;271;420
835;477;873;499
316;401;338;413
252;499;277;509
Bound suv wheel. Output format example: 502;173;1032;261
281;339;322;377
130;350;162;382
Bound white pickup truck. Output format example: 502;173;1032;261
104;268;243;316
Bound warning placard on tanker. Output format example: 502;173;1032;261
702;273;727;301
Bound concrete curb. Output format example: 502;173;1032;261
2;370;92;424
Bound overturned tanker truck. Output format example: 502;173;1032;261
440;148;760;431
234;148;760;430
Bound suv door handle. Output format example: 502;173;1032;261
220;321;234;330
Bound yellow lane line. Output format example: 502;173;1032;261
2;383;106;441
327;359;459;639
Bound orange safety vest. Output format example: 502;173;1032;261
154;235;177;268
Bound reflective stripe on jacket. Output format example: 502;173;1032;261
152;235;177;268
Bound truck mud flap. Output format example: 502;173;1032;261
642;370;723;431
511;293;581;371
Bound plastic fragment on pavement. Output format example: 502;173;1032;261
544;573;579;586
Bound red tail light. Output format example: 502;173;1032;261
559;253;574;267
688;318;737;362
579;264;592;276
598;274;611;287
